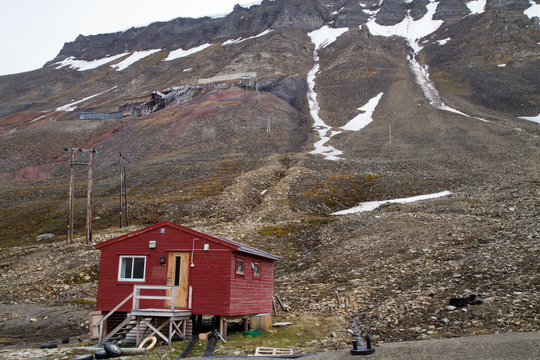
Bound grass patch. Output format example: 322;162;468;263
138;314;344;359
292;174;380;212
431;71;471;96
74;298;96;305
257;225;298;237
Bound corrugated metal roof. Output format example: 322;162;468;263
94;221;280;261
216;236;280;261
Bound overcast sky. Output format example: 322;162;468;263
0;0;263;76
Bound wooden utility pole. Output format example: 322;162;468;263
64;148;97;243
67;150;75;243
86;151;93;242
119;156;123;228
116;152;131;228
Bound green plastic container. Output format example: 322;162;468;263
242;330;261;337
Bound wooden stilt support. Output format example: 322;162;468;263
220;317;227;339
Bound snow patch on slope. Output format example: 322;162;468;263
165;43;212;61
466;0;486;15
365;1;482;120
341;93;384;131
111;49;161;71
524;1;540;24
408;57;468;116
519;113;540;125
437;38;451;46
306;26;349;161
366;1;443;54
54;54;129;71
222;29;273;45
331;191;452;215
309;26;348;51
56;86;118;112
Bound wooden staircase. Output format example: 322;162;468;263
108;317;152;345
97;285;192;346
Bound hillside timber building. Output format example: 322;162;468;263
92;221;279;345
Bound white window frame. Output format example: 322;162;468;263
236;258;244;275
118;255;147;282
253;262;261;277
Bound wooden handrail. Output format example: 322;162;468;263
98;292;134;345
133;285;177;311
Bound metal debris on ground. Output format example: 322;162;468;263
253;347;294;356
449;294;483;307
350;334;375;356
272;322;292;327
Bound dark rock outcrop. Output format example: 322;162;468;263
51;17;220;63
407;0;430;20
375;0;407;25
48;0;332;64
334;0;370;27
257;76;309;112
489;0;531;11
432;0;471;21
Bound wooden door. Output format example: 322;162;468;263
166;252;190;308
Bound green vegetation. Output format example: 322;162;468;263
138;314;344;359
294;174;380;211
431;71;471;96
257;224;299;237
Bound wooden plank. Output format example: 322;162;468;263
171;319;185;339
131;309;191;317
140;318;170;345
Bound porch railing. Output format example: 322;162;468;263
97;285;178;345
132;285;178;311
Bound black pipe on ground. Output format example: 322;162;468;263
203;330;219;357
177;333;199;359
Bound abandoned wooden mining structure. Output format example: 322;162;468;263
64;148;97;243
91;221;279;346
119;73;256;117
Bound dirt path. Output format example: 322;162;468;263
0;304;90;347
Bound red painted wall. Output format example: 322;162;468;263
95;222;276;317
189;248;231;315
228;253;275;315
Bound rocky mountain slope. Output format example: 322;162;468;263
0;0;539;348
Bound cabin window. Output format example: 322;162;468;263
118;256;146;281
253;263;261;277
236;259;244;275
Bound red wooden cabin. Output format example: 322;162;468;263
93;221;279;344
